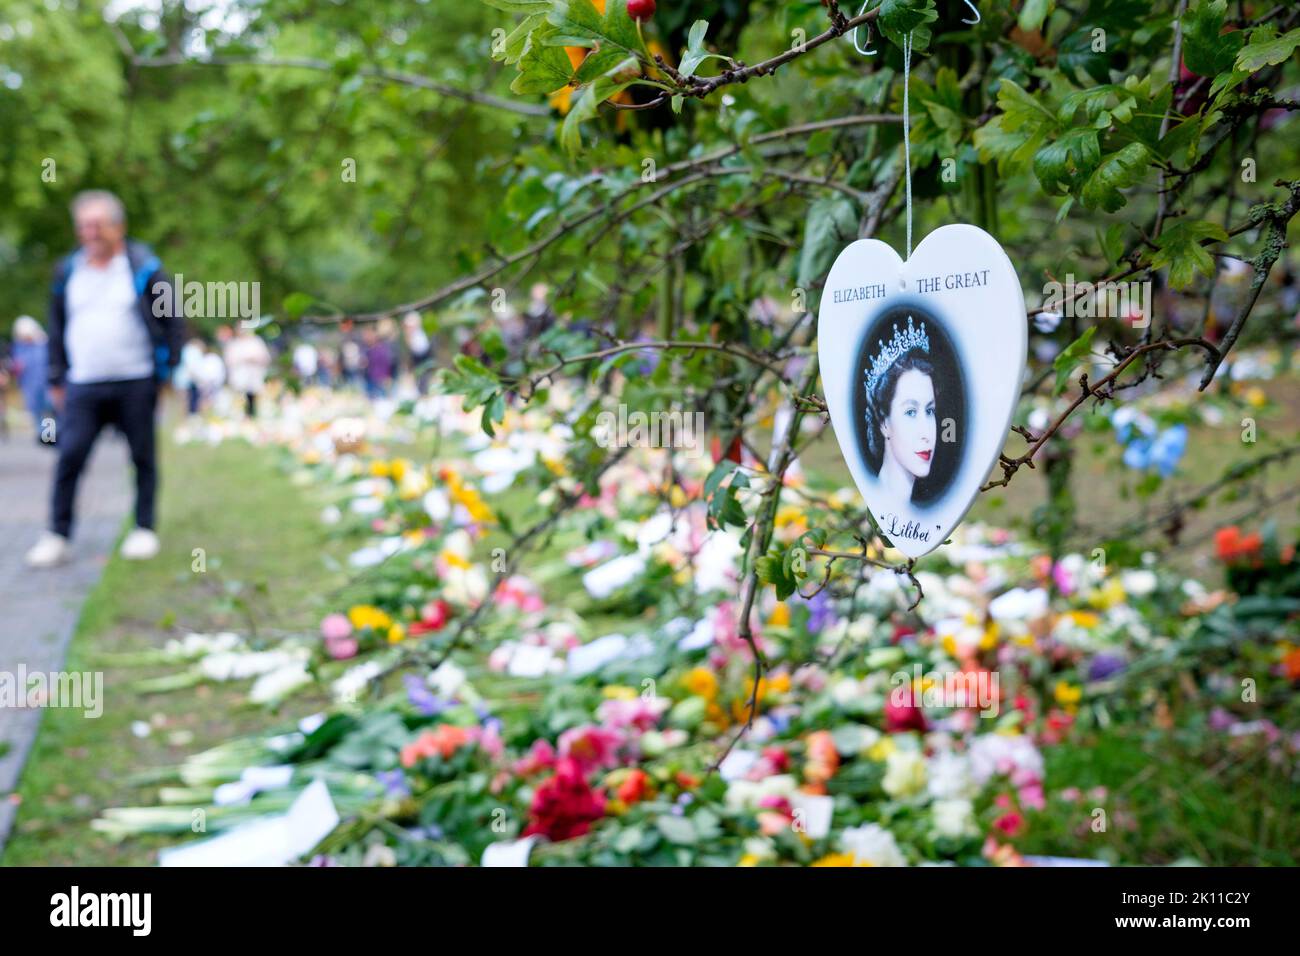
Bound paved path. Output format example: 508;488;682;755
0;428;131;853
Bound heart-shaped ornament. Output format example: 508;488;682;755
816;224;1027;558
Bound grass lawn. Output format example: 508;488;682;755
2;429;352;866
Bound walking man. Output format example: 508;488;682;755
25;190;183;568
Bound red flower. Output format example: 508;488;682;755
883;697;928;734
523;757;607;842
993;811;1026;838
408;599;452;636
616;768;650;805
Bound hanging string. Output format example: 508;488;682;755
847;5;985;256
851;0;877;56
902;30;913;259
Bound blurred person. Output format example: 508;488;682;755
292;338;319;385
402;311;432;393
11;315;53;443
222;324;272;418
176;337;207;417
26;190;183;568
339;324;365;390
362;323;395;399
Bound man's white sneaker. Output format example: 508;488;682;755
120;527;160;561
26;532;71;569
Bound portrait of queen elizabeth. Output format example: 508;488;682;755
853;308;965;515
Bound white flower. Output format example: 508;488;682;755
840;823;907;867
250;661;312;703
724;774;797;812
582;553;646;599
1121;569;1158;597
926;750;976;800
931;798;977;839
333;661;383;703
429;661;468;698
968;734;1044;784
423;488;450;522
882;749;928;800
988;587;1049;622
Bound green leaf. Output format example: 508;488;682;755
797;196;857;288
1053;326;1096;396
1234;24;1300;72
559;76;630;154
546;0;650;62
875;0;939;53
1182;0;1244;78
655;814;697;846
1032;128;1101;196
1017;0;1054;33
679;19;725;79
1150;219;1228;289
511;24;576;94
282;292;315;318
1079;142;1153;212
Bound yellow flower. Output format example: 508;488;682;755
867;737;897;761
1066;610;1100;628
1245;386;1267;408
769;602;791;627
1054;680;1082;710
773;506;806;531
980;622;1000;651
811;853;868;867
669;484;688;509
390;458;408;482
602;685;638;700
368;460;390;478
347;604;392;631
387;623;406;644
442;551;473;571
737;854;762;867
682;667;718;700
1091;578;1126;610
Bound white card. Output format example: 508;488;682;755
817;224;1026;558
481;836;539;867
507;643;555;678
791;792;835;839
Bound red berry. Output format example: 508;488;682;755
627;0;655;21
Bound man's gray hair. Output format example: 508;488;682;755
71;189;127;224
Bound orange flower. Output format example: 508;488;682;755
804;730;840;785
399;724;472;767
1215;526;1242;561
616;768;651;805
1283;647;1300;682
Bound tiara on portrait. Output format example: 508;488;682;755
865;316;930;395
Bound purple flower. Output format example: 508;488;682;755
1087;653;1126;682
1208;707;1235;732
803;590;837;634
404;674;445;716
376;769;410;799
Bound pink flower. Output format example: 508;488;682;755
325;637;358;660
1019;782;1046;811
513;739;557;776
320;613;353;641
557;724;623;772
596;696;666;733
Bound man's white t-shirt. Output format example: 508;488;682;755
64;253;154;384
